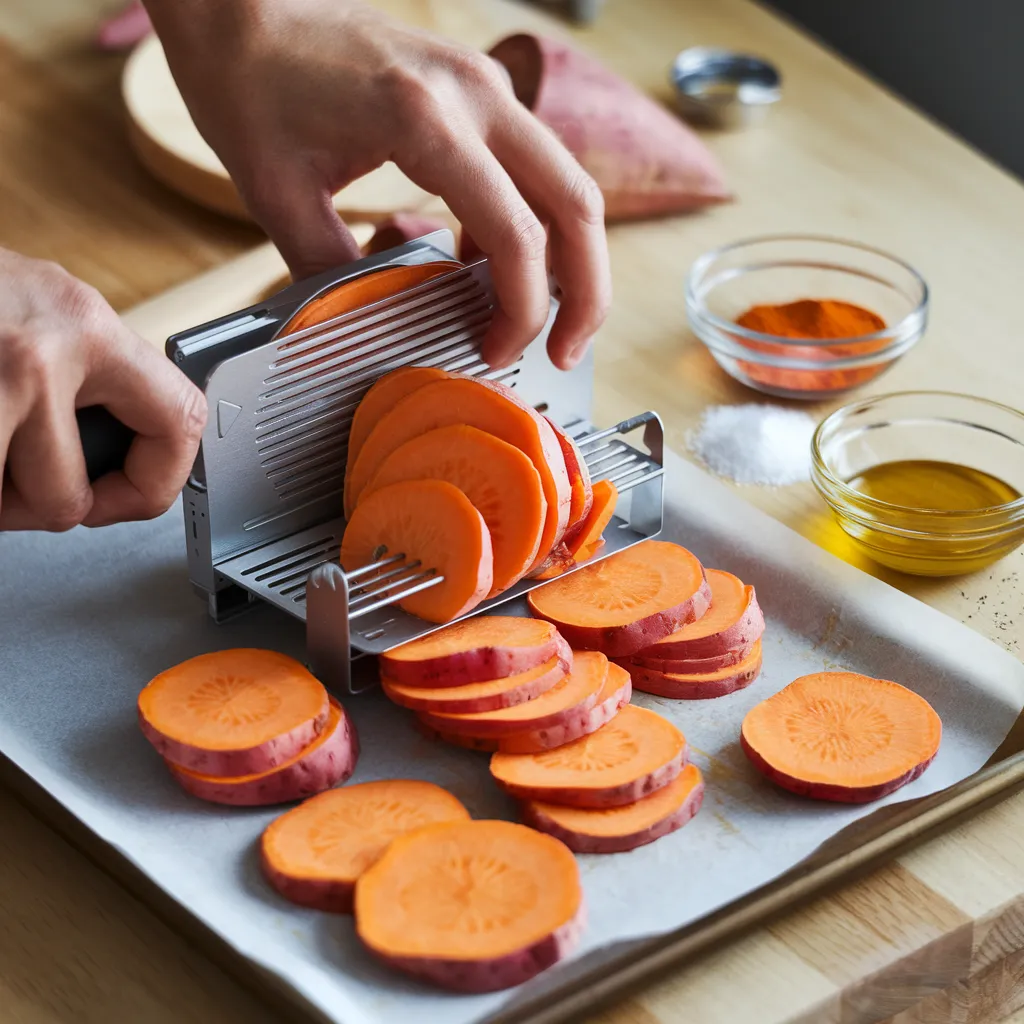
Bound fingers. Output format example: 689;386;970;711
400;125;552;369
490;108;612;371
238;164;363;281
78;328;207;527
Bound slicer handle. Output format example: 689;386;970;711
77;406;135;482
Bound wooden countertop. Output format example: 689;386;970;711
2;1;1023;1022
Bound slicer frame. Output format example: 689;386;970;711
167;230;666;694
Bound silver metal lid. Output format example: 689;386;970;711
670;47;781;128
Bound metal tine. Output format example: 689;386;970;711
576;412;658;448
607;466;664;491
593;453;641;478
350;573;445;620
349;561;428;602
584;444;631;469
345;551;406;581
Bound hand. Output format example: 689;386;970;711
144;0;611;370
0;249;206;531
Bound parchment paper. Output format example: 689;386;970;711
1;449;1022;1024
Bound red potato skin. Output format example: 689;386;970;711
365;901;586;993
531;574;713;659
622;648;762;700
168;705;358;807
381;640;571;714
520;777;705;853
260;848;357;914
379;628;563;688
414;673;631;754
645;588;765;661
138;698;330;778
740;734;938;804
630;640;756;675
494;746;688;809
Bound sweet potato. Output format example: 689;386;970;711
168;697;357;806
340;479;492;623
490;704;687;808
565;478;617;556
546;418;593;540
528;540;711;657
354;819;584;992
741;672;942;803
417;649;607;739
630;642;757;675
624;640;763;700
138;649;329;777
521;763;704;853
345;375;571;573
362;424;546;596
644;569;764;661
382;640;571;714
418;660;632;755
261;780;469;913
380;616;563;688
488;33;729;221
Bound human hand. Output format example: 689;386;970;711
0;249;206;531
144;0;611;370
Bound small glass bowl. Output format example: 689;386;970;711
686;235;928;400
811;391;1024;576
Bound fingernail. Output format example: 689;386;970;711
564;338;592;370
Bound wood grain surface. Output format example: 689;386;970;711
1;1;1023;1023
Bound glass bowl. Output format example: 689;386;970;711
686;235;928;400
811;391;1024;576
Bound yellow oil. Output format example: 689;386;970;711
838;460;1022;576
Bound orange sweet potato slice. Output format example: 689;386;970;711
528;540;712;657
741;672;942;803
565;479;618;556
521;763;705;853
546;417;593;539
345;375;571;570
624;640;763;700
354;819;584;992
362;424;546;596
138;648;329;777
261;780;469;914
490;704;687;808
340;479;492;623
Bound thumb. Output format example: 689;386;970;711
240;167;363;281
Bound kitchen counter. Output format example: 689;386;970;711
1;1;1023;1022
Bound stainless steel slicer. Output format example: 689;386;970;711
166;229;666;694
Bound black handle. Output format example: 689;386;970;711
77;406;136;482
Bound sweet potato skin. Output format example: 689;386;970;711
366;902;586;993
623;645;762;700
740;734;937;804
139;699;330;778
521;774;705;853
168;704;357;806
630;642;756;674
647;587;764;661
531;574;713;658
260;851;358;914
381;640;571;714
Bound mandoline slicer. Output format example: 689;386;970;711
167;229;665;695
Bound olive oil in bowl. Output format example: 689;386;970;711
812;393;1024;577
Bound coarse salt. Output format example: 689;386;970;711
687;404;817;486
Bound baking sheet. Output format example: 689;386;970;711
1;448;1022;1024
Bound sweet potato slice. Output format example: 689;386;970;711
346;367;450;494
631;642;757;675
528;540;712;657
354;819;584;992
546;417;593;539
741;672;942;803
168;697;358;806
522;763;705;853
362;425;546;596
565;478;617;556
138;649;329;777
490;704;687;808
379;616;562;687
644;569;764;661
382;640;571;714
418;660;632;755
261;780;469;913
418;650;607;738
625;641;763;700
345;376;571;569
340;479;492;623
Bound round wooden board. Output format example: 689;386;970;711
121;34;434;223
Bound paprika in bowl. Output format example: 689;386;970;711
686;235;928;400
